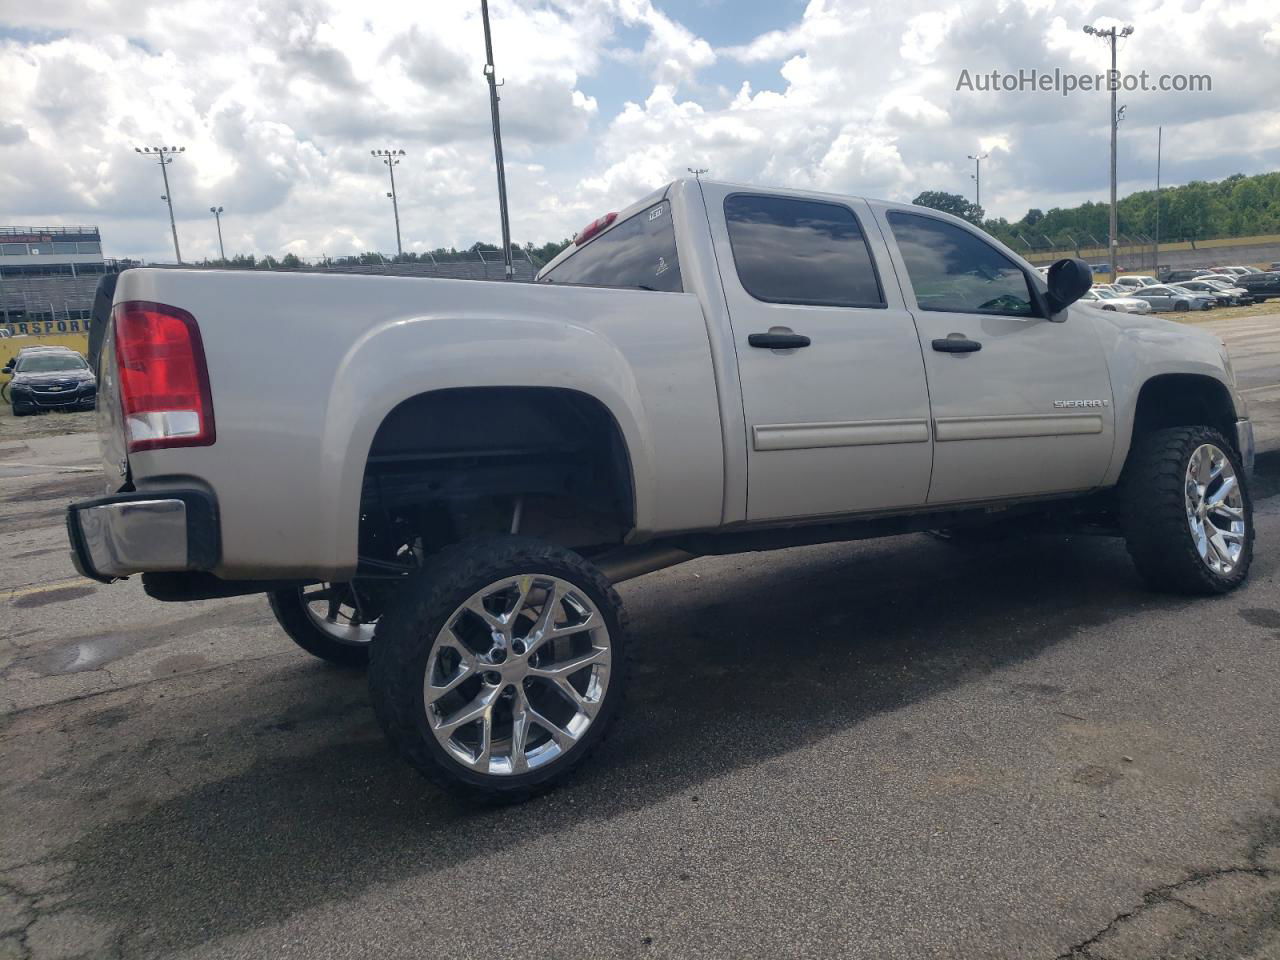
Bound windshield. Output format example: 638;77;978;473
1094;289;1118;299
15;353;88;373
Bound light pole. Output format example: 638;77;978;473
480;0;513;280
210;206;225;261
687;167;708;180
967;152;988;209
1154;125;1162;274
134;145;185;263
1083;22;1133;278
371;149;405;258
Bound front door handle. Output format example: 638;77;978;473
931;336;982;353
749;332;811;349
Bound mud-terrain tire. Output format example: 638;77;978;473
1120;426;1252;595
369;536;626;803
269;585;375;667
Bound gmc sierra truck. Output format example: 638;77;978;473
67;179;1255;801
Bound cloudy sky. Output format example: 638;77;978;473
1;0;1277;262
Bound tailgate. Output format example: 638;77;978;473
89;274;128;492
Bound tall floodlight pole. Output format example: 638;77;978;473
371;149;405;257
1083;22;1133;279
210;206;225;261
1154;125;1162;273
134;145;186;263
688;167;708;180
967;152;989;209
480;0;513;279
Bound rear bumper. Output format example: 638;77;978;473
66;490;220;583
1236;419;1256;479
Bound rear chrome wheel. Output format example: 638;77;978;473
369;536;626;802
425;574;612;776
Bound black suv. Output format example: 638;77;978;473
1237;272;1280;302
1161;268;1211;283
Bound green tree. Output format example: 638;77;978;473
912;191;985;224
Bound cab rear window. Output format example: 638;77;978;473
539;202;682;292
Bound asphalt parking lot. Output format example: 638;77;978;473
3;312;1280;959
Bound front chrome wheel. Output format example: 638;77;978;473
1185;443;1245;576
425;574;611;776
301;582;377;647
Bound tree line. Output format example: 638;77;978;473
198;238;574;271
913;170;1280;251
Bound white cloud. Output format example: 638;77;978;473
0;0;1276;262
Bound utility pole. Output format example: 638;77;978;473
1083;22;1133;280
371;149;405;257
1154;125;1162;275
480;0;513;279
967;152;988;209
210;206;225;261
134;145;185;263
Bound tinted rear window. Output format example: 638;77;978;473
723;195;883;308
540;202;681;292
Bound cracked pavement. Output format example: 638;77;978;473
4;314;1280;959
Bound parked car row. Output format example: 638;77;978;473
1077;288;1152;313
1081;264;1280;313
1;345;97;416
1161;265;1263;283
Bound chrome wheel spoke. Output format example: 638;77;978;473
551;677;600;718
527;646;608;680
510;688;532;774
426;640;477;704
465;598;506;633
527;702;576;749
522;582;563;654
1207;475;1237;507
434;686;499;737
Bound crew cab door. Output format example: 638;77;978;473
874;205;1114;504
702;185;933;521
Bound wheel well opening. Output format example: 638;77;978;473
358;387;635;568
1131;374;1238;452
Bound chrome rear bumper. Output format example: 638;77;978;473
66;490;219;582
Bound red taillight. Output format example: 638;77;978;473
113;300;215;452
575;211;617;245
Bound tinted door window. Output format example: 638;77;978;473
723;195;883;308
540;202;681;292
888;211;1039;317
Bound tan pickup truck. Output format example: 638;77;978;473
67;178;1254;801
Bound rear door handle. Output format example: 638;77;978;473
931;336;982;353
749;332;811;349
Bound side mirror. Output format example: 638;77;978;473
1045;257;1093;315
1;366;11;375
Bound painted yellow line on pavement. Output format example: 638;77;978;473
5;576;97;600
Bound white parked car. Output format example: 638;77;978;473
1114;275;1159;290
1215;266;1258;276
1130;285;1214;312
1078;288;1152;313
